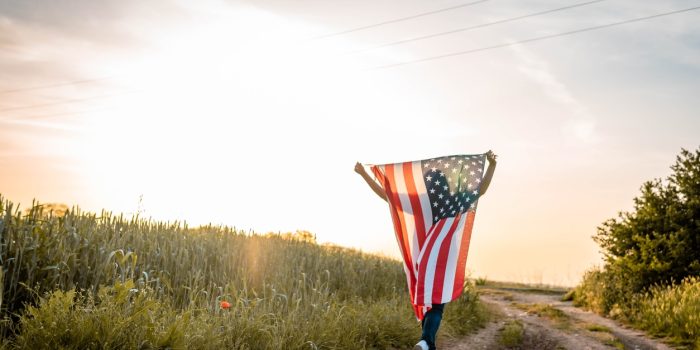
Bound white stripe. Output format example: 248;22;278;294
411;161;433;235
393;164;419;268
440;214;469;302
378;164;415;293
421;216;455;305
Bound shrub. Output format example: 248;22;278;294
593;148;700;294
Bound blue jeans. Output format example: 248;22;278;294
421;303;445;350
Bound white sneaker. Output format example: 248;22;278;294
413;340;429;350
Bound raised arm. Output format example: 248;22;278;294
479;151;498;196
355;162;388;202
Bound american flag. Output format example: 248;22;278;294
370;154;487;320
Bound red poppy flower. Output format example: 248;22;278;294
220;301;231;309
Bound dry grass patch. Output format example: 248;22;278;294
512;303;571;330
497;320;524;348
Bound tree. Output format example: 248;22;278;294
594;147;700;294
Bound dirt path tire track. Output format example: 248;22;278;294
442;288;673;350
510;291;673;350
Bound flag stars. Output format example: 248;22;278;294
423;154;485;220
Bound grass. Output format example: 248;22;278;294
584;323;611;333
512;303;570;330
603;338;625;350
574;269;700;349
475;276;488;286
497;320;524;348
634;276;700;348
478;280;568;296
561;289;575;302
0;195;488;348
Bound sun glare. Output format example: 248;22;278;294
75;5;381;222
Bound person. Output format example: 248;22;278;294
355;151;498;350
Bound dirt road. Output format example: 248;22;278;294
442;286;673;350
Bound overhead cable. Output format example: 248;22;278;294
369;5;700;70
349;0;607;55
311;0;490;40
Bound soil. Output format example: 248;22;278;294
440;286;674;350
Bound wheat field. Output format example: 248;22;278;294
0;195;486;349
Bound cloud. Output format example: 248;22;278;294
510;43;598;144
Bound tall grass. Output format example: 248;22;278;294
0;195;486;348
573;268;700;349
634;276;700;348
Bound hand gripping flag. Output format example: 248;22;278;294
370;154;487;320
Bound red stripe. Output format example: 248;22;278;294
413;304;424;321
373;164;416;298
452;211;476;300
415;219;445;305
382;164;412;267
431;213;462;304
402;162;427;249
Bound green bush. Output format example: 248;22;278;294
593;148;700;294
574;147;700;346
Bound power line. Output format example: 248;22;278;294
0;76;113;95
0;3;489;95
311;0;490;40
369;5;700;71
348;0;606;55
0;2;490;95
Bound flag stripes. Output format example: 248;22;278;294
370;154;484;320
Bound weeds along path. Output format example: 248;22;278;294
444;285;674;350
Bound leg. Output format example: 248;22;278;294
420;303;445;350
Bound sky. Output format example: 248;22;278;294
1;0;699;286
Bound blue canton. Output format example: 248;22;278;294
421;154;486;222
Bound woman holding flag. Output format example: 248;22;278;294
355;151;497;350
